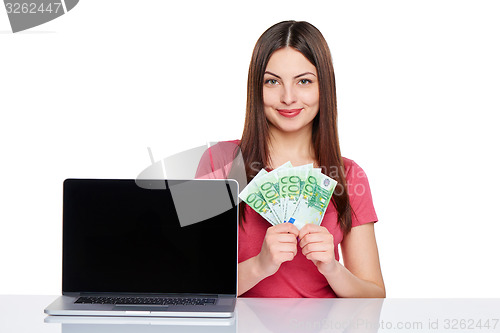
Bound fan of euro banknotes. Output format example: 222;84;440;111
238;162;338;230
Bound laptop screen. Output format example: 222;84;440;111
62;179;238;296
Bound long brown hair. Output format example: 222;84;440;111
239;20;353;235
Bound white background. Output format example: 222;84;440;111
1;0;499;297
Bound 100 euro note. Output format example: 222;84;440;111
278;164;313;223
253;162;292;223
288;169;337;230
239;181;279;225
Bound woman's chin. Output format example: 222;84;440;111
272;123;312;134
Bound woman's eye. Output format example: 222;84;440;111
265;79;278;85
299;79;312;85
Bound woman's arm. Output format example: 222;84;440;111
334;222;385;297
238;257;266;296
299;222;385;298
238;223;300;296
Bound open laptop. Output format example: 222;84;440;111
45;178;238;318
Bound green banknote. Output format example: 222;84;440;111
253;168;268;180
288;169;337;230
253;162;292;223
239;162;336;229
278;163;313;223
239;181;279;225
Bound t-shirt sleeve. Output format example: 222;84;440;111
194;141;240;179
194;147;216;179
344;159;378;227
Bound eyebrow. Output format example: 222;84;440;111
264;71;317;79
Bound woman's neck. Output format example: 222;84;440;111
267;124;316;168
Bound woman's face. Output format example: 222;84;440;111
263;47;319;134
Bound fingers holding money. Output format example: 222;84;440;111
298;224;338;275
256;223;300;277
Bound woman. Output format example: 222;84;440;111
196;20;385;298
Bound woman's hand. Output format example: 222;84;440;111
255;223;300;278
298;224;339;276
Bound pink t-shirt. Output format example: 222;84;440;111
195;140;378;298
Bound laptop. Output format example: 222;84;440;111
45;178;238;318
45;314;236;332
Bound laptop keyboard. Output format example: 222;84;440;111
75;296;217;306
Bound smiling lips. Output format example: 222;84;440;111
277;108;302;118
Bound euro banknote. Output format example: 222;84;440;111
239;162;337;229
287;169;337;230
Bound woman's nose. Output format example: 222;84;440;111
280;85;297;105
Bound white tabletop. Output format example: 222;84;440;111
1;295;499;332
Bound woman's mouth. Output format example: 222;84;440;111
277;108;302;118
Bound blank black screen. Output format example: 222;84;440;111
62;179;237;295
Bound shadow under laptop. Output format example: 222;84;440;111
44;314;236;332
